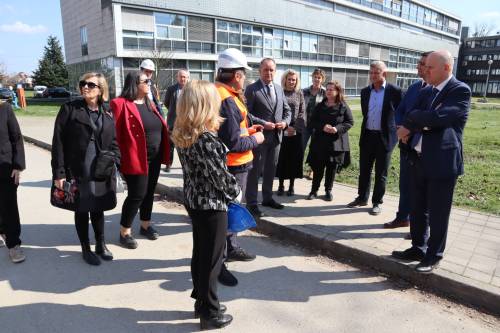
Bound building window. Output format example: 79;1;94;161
154;12;186;51
80;26;88;56
123;30;154;50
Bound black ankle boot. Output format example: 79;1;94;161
277;186;285;196
95;238;113;261
200;313;233;330
81;243;101;266
324;190;333;201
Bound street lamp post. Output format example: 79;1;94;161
482;59;494;102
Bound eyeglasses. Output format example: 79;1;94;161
79;81;100;89
139;79;152;85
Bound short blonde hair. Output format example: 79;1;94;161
281;69;301;92
171;80;223;149
78;72;109;102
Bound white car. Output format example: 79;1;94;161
33;85;47;98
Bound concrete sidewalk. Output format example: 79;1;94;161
18;116;500;315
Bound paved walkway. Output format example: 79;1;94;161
18;116;500;315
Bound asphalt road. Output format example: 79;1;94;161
0;143;498;333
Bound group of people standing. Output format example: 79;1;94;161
0;46;469;330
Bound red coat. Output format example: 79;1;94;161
110;97;170;175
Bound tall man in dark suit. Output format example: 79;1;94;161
384;51;432;231
245;58;291;218
164;69;190;172
348;61;402;215
392;50;470;273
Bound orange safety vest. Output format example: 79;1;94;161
215;83;254;167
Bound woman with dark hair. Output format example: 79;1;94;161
307;81;353;201
0;100;25;263
52;72;120;265
110;71;170;249
276;69;306;196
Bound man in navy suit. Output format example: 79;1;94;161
384;51;431;231
245;58;291;218
348;61;402;215
392;50;470;273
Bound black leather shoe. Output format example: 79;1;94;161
140;226;159;240
82;245;101;266
95;240;113;261
404;233;412;240
218;264;238;287
120;234;138;249
194;302;226;318
200;313;233;330
324;191;333;201
415;258;441;274
262;200;284;209
391;247;425;261
286;188;294;196
247;205;264;218
306;192;317;200
227;247;256;262
347;198;368;208
164;165;171;173
277;186;285;196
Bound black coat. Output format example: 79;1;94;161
51;100;120;180
0;102;25;178
360;83;402;151
310;100;354;153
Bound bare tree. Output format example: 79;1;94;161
0;61;8;85
472;22;496;37
139;47;174;96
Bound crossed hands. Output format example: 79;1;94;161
323;124;337;134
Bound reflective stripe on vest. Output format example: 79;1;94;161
216;83;254;167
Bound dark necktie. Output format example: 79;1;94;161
410;87;440;149
266;84;276;105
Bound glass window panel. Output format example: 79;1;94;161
173;41;186;51
242;47;252;56
252;47;262;57
229;22;240;32
217;31;228;43
273;29;284;38
123;37;138;49
189;60;202;69
264;49;272;56
217;21;228;30
264;28;273;38
157;39;171;50
309;35;318;53
217;44;228;52
139;38;154;50
202;61;214;70
253;35;263;47
188;42;202;52
242;24;252;34
169;26;184;39
156;26;168;38
202;43;214;53
190;72;202;80
274;38;283;49
252;27;262;35
242;34;252;46
229;33;240;45
273;49;282;58
264;38;273;49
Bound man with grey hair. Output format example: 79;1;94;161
392;50;470;273
164;69;190;172
348;61;402;215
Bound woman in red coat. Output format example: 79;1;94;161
110;71;170;249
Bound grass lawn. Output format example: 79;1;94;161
13;100;62;117
329;100;500;215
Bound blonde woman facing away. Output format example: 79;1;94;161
172;80;240;330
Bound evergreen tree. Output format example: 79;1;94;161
33;36;68;87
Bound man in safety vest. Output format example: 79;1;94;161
215;48;265;287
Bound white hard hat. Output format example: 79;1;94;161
217;48;251;70
140;59;155;71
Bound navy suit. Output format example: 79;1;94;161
394;80;430;221
357;83;402;204
244;79;291;206
404;76;470;260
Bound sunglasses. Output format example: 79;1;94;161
139;79;152;85
79;81;100;89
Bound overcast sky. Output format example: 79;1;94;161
0;0;498;74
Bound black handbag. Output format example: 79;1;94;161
50;180;79;211
88;108;116;181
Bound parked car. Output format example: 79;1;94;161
33;85;47;98
0;88;13;101
42;87;79;98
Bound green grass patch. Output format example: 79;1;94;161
14;100;62;117
313;102;500;215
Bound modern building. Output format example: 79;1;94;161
60;0;461;97
457;29;500;97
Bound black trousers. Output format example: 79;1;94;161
168;136;175;167
74;211;105;245
409;154;456;260
188;208;227;317
120;157;162;228
311;161;337;193
0;177;21;249
358;130;392;204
